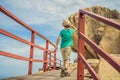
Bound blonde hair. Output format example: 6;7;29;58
63;19;71;28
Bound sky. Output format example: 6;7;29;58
0;0;120;79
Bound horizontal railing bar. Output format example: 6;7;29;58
78;53;100;80
0;29;54;53
79;32;120;73
0;6;56;47
56;62;61;65
0;6;34;31
47;57;60;65
0;51;29;61
33;59;53;63
49;53;63;62
35;32;56;47
0;51;53;62
80;10;120;30
0;28;33;45
47;58;54;62
34;44;52;53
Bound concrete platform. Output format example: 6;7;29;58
2;70;77;80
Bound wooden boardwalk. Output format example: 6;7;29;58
3;70;77;80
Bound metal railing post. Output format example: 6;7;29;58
43;40;49;72
49;52;52;70
54;51;56;70
28;31;35;75
77;11;85;80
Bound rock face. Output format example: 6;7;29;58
66;6;120;59
65;6;120;80
98;54;120;80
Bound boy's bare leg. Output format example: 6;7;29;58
64;60;70;69
60;60;70;77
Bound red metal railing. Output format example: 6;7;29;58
0;6;62;75
47;52;63;70
77;10;120;80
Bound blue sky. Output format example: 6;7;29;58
0;0;120;79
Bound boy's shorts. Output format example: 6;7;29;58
61;46;71;61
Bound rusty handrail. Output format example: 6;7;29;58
0;51;52;63
80;10;120;30
0;5;56;47
48;53;63;67
0;6;62;76
0;29;51;52
79;32;120;72
47;52;63;71
77;9;120;80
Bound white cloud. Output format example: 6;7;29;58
1;0;119;28
0;0;79;25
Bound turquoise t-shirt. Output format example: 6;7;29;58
59;28;75;48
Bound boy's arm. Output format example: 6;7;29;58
70;24;77;31
55;36;61;50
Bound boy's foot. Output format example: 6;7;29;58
65;72;70;77
60;69;66;77
60;68;70;77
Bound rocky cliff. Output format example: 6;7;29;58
66;6;120;59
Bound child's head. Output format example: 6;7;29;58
63;19;71;28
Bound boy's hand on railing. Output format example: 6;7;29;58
70;24;77;31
